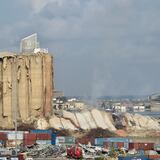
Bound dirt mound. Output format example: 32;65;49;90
85;128;116;138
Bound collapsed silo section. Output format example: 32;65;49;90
0;53;53;129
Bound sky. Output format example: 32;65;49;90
0;0;160;97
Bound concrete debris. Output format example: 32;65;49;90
124;113;160;130
19;143;110;159
49;116;63;130
36;108;160;136
20;144;66;158
36;118;50;130
62;110;80;128
48;109;116;132
83;111;97;129
76;112;91;130
60;118;77;130
91;109;107;129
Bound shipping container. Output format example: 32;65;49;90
26;158;33;160
24;133;37;140
95;138;108;146
24;133;37;146
117;142;125;148
1;131;27;134
10;157;18;160
107;137;130;143
116;142;128;149
36;133;51;140
8;131;25;133
0;133;7;140
103;142;128;150
124;142;129;149
118;155;149;160
95;137;130;147
65;137;75;145
154;144;160;151
0;131;27;133
0;157;7;160
18;154;25;160
129;143;154;150
51;133;56;145
103;142;112;149
56;136;65;145
76;137;95;145
7;133;23;140
148;154;160;159
36;140;51;145
30;129;52;134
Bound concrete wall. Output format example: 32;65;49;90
0;52;53;128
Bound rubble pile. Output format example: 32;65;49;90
35;108;160;137
124;113;160;130
20;144;66;158
48;109;116;131
82;128;116;139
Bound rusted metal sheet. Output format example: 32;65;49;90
0;53;53;128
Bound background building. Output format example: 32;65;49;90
149;93;160;112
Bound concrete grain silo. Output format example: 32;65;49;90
0;52;53;128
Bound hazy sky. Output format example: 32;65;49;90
0;0;160;97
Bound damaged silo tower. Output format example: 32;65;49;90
0;52;53;128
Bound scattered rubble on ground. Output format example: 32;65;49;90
20;144;66;158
